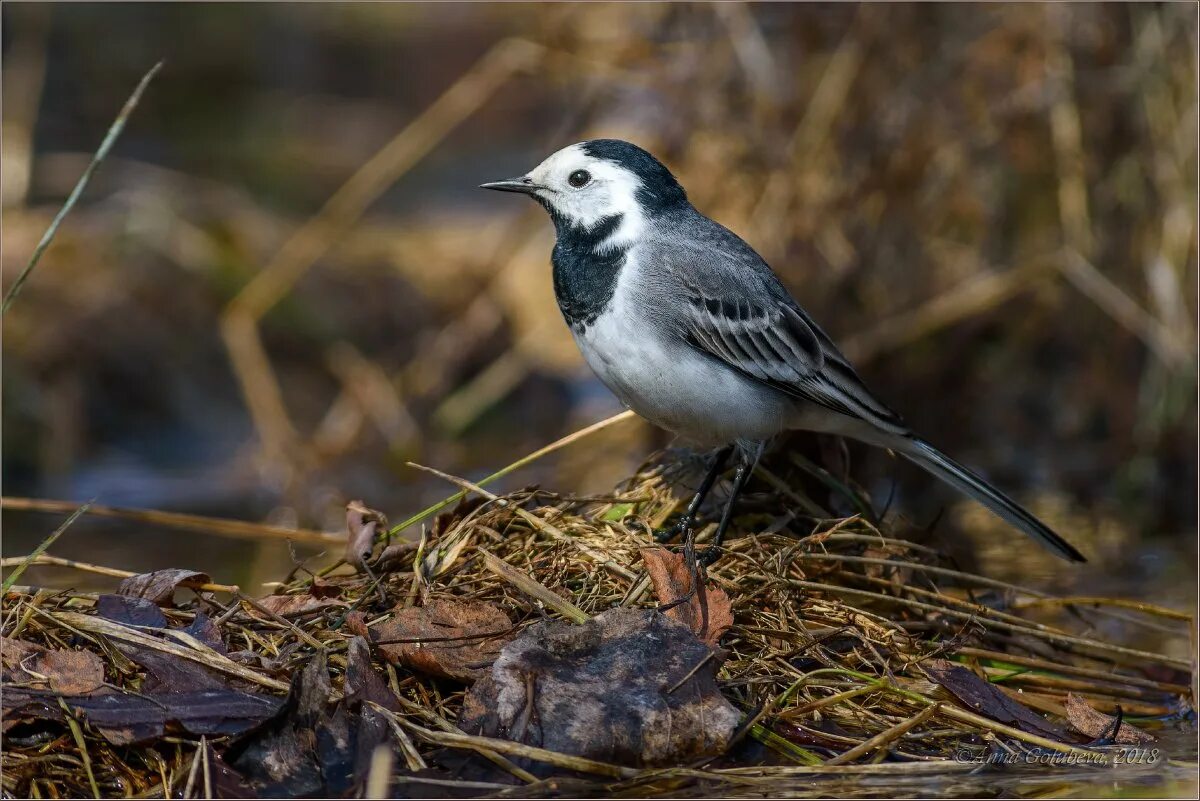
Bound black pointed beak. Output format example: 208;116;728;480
479;176;540;195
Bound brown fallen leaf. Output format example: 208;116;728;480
252;593;347;618
2;637;107;695
181;611;227;654
1065;693;1156;745
345;500;387;570
71;688;282;745
344;636;400;713
308;576;343;600
225;652;389;797
460;607;740;771
96;594;169;628
118;568;211;606
360;598;512;681
640;547;733;646
924;659;1067;740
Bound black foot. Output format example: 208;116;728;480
653;516;693;544
697;544;722;568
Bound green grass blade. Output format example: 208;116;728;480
2;61;162;316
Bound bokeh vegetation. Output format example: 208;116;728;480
2;4;1195;603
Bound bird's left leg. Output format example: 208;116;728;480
699;443;762;567
654;445;733;543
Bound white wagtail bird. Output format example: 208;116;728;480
481;139;1085;564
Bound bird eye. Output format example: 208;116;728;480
568;169;591;188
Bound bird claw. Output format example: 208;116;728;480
653;516;692;544
697;544;722;567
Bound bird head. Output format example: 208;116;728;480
481;139;687;237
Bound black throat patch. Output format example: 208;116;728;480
548;211;627;330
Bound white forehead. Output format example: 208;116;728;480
528;143;641;188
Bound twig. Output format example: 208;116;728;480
236;592;325;650
824;703;940;765
395;716;638;779
1;496;343;546
480;548;590;623
391;694;538;784
3;62;162;315
1;554;239;595
952;646;1191;695
1010;595;1192;621
743;574;1192;670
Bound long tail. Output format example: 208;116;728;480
898;438;1086;563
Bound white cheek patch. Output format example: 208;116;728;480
526;145;648;240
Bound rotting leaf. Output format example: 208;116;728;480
924;659;1066;740
252;593;347;618
460;607;739;772
225;651;387;797
346;500;387;570
78;689;281;745
375;539;418;571
641;547;733;646
344;636;399;713
308;576;343;600
182;611;226;654
118;568;211;607
1;637;107;695
114;641;230;694
0;687;281;745
361;598;512;682
431;495;488;539
96;594;168;628
1065;693;1155;745
226;654;332;796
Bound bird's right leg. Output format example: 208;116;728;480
654;445;733;543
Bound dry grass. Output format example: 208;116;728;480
2;438;1193;798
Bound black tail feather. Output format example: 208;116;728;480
900;439;1086;563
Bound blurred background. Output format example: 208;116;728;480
2;4;1196;609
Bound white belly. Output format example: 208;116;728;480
572;282;794;446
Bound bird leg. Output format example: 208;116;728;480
654;446;732;617
698;455;754;567
653;445;733;543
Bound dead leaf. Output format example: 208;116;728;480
118;568;211;606
641;547;733;646
96;594;169;628
344;611;370;639
114;642;230;694
344;636;399;713
361;598;512;681
226;654;331;796
375;539;418;571
252;593;347;618
182;611;227;654
1065;693;1155;744
345;500;386;570
1;637;107;695
308;576;343;600
70;688;283;745
431;495;488;539
924;659;1066;740
225;652;386;797
460;607;740;772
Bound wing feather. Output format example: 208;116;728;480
682;292;908;434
